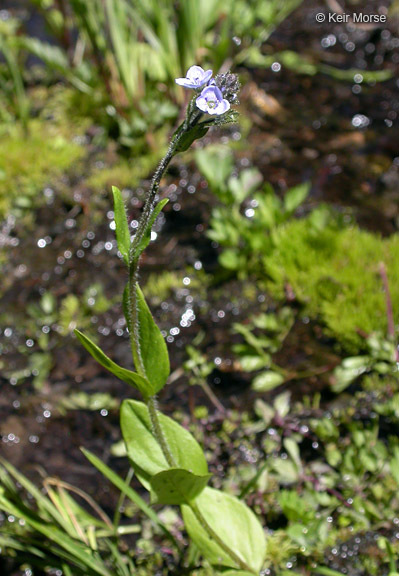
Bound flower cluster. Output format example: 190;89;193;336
175;65;239;117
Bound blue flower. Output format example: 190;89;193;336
195;85;230;115
175;65;213;89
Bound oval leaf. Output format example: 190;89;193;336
150;468;211;505
252;371;284;392
284;182;310;214
136;285;170;393
121;399;208;489
112;186;130;265
176;124;209;153
74;329;153;397
182;487;266;572
239;355;270;372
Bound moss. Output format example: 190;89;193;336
265;211;399;353
144;269;210;305
143;271;184;304
86;154;159;192
0;118;84;219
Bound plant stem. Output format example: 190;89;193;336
130;104;201;262
125;102;202;467
127;270;145;376
147;396;177;467
199;380;226;414
188;500;257;574
126;137;180;375
126;102;201;376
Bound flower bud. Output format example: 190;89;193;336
213;72;241;105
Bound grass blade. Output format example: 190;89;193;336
81;448;179;548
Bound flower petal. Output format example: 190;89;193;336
186;65;205;81
196;96;209;113
175;78;196;88
199;86;219;101
202;69;213;85
214;99;230;115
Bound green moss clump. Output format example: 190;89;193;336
144;269;210;305
86;154;160;192
264;210;399;353
0;118;84;219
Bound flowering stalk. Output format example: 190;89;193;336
124;64;240;520
126;133;182;374
125;96;204;463
125;117;195;462
74;64;267;573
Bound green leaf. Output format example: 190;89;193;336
176;124;209;152
221;572;257;576
284;438;302;474
134;198;169;260
81;448;177;547
314;568;346;576
342;356;370;369
0;458;71;531
390;447;399;485
18;36;93;92
332;356;370;393
239;355;270;372
74;329;153;397
150;468;211;505
274;391;291;418
284;182;309;213
0;464;113;576
112;186;131;265
228;168;262;204
320;64;392;83
121;399;208;489
195;145;234;196
135;285;170;393
240;47;317;75
241;48;392;84
9;514;113;575
252;371;284;392
272;458;300;483
182;487;266;571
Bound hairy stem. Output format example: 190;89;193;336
125;103;202;462
126;136;181;373
147;396;177;467
127;270;145;376
126;102;201;376
130;105;201;262
188;500;257;574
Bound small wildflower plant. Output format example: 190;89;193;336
74;67;267;573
